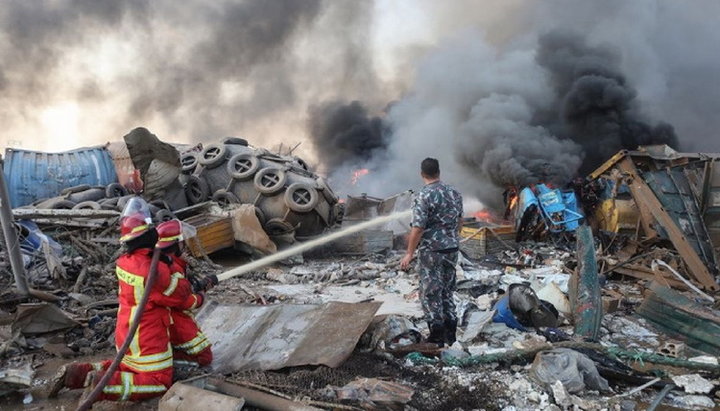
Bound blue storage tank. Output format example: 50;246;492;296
3;146;118;207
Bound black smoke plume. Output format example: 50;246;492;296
308;100;390;171
536;31;679;173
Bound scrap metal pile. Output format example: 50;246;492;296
0;138;719;410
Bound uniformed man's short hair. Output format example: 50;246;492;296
421;158;440;178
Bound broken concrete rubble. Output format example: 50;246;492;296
0;143;719;410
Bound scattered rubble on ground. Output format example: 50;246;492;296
0;139;719;410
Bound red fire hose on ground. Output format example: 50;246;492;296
76;248;161;411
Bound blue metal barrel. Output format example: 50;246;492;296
3;146;118;207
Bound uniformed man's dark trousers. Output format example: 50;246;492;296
417;249;458;345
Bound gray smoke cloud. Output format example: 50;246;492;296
317;1;720;209
0;0;383;152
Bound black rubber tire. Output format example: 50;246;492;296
198;144;228;169
254;206;266;225
47;199;77;209
116;195;134;212
185;175;210;204
253;167;287;195
105;183;127;198
222;137;249;146
264;218;295;236
154;209;176;223
60;184;91;196
68;188;105;203
284;182;319;213
99;197;119;206
150;200;169;210
211;189;240;206
180;152;199;173
72;201;100;210
226;153;260;180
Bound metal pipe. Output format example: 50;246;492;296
646;383;674;411
0;156;29;295
76;248;162;410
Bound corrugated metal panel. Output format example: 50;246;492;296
105;141;143;193
3;146;118;207
196;301;381;373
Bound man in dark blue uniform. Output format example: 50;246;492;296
401;158;463;346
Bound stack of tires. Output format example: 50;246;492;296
29;184;173;217
180;137;340;239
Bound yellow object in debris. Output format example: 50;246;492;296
593;198;638;233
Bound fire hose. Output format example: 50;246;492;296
213;210;412;283
76;248;161;411
77;210;411;408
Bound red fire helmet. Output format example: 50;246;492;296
119;197;153;243
155;219;197;249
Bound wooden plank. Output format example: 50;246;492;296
617;158;718;291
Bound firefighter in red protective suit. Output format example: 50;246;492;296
155;219;215;369
48;198;199;402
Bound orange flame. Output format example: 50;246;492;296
473;209;494;222
351;168;370;185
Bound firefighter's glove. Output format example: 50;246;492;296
191;274;218;293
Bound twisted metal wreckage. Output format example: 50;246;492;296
0;131;719;408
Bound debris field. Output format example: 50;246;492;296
0;133;719;411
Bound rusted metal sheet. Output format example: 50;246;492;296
195;301;381;373
569;225;602;341
637;282;720;355
617;157;719;290
3;146;117;207
105;141;143;193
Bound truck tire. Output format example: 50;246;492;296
185;175;210;204
284;183;319;213
198;144;228;169
48;199;76;209
226;153;260;180
222;137;249;146
181;152;199;173
254;167;287;195
154;209;175;223
105;183;127;198
60;184;91;196
72;201;101;210
211;189;240;206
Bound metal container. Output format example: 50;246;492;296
105;141;143;193
3;146;118;207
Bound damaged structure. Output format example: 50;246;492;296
0;136;719;410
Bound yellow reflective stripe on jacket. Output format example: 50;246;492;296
121;356;173;372
103;372;166;400
173;332;210;355
116;267;146;356
121;345;174;372
158;235;181;243
188;294;199;310
162;272;184;296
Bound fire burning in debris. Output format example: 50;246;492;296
351;168;370;185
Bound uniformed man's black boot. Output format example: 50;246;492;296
444;319;457;346
427;324;446;347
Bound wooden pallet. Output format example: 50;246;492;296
184;214;235;257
